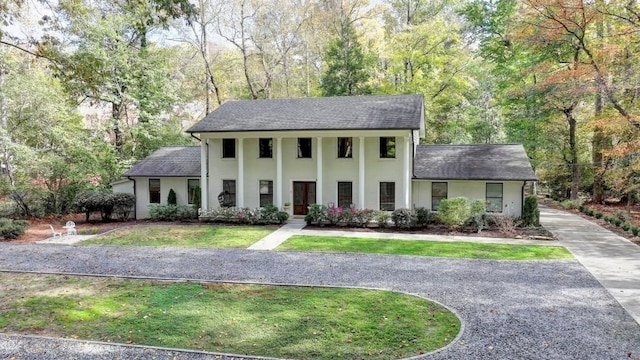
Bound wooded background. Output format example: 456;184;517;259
0;0;638;216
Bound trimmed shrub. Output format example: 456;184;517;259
522;196;540;227
584;208;595;217
613;218;623;226
594;212;603;219
0;218;28;240
168;189;177;205
326;206;344;225
615;209;631;222
351;209;375;227
621;222;631;232
415;207;432;227
112;193;135;220
632;227;640;236
150;204;197;221
438;197;471;230
604;215;614;223
304;204;328;225
559;200;578;210
391;208;415;229
375;211;390;228
468;199;487;233
198;206;287;224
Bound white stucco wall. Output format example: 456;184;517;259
132;177;199;219
412;180;526;217
111;179;134;194
203;130;413;212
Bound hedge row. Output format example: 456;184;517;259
578;205;639;236
198;205;289;224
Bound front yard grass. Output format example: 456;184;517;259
278;235;572;260
0;273;460;359
81;225;273;248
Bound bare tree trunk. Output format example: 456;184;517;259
592;0;607;203
564;106;579;200
112;101;124;160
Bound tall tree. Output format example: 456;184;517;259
320;19;373;96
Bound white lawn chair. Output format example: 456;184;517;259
63;221;77;236
49;225;62;238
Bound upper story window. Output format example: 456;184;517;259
379;137;396;158
337;137;353;158
259;138;273;158
222;138;236;158
298;138;312;158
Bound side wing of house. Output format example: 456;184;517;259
412;144;537;217
123;146;201;219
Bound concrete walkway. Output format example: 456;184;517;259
36;234;97;245
247;220;306;250
540;206;640;325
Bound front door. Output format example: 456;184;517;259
293;181;316;215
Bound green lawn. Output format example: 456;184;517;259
0;273;460;359
81;225;273;248
278;235;572;260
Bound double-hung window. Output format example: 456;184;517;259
298;138;312;158
431;182;448;211
379;182;395;211
486;183;503;213
379;137;396;158
337;137;353;158
149;179;161;204
259;180;273;207
337;182;352;208
259;138;273;158
222;138;236;158
220;180;236;207
187;179;200;204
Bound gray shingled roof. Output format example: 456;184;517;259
413;144;537;181
186;94;423;133
123;146;200;177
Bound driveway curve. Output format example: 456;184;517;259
1;244;639;360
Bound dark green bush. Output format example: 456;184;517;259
604;215;614;223
0;218;28;240
594;212;603;219
613;218;623;226
74;191;134;221
578;205;586;213
522;196;540;227
415;207;432;227
584;208;594;217
632;227;639;236
391;208;415;229
621;222;631;231
168;189;177;205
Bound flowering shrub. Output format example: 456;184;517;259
326;206;343;225
199;205;288;224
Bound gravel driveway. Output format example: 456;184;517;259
1;244;639;360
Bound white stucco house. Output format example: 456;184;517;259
120;94;537;219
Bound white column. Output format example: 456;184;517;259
404;135;412;208
358;136;365;209
316;137;323;205
237;138;244;207
276;137;283;207
200;139;208;212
